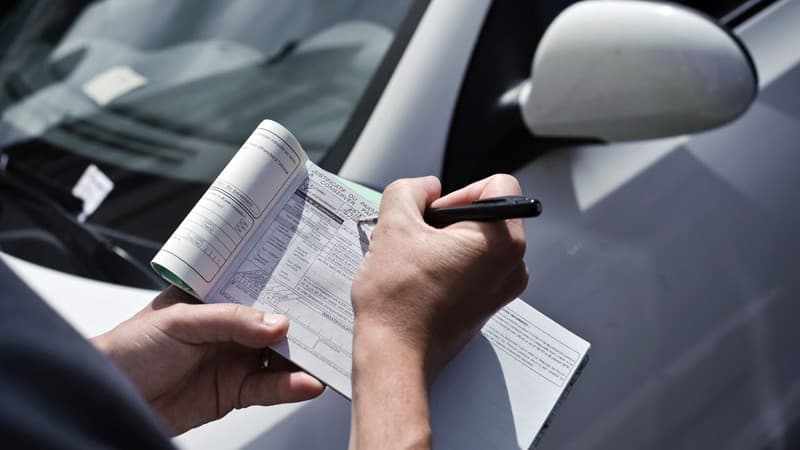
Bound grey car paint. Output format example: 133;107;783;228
513;1;800;448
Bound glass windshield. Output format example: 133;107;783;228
0;0;415;244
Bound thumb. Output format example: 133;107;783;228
161;302;289;348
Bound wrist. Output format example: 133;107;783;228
351;323;432;449
353;322;428;373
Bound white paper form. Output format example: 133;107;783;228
208;164;377;396
430;300;590;449
152;120;307;298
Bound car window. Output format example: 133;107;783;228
0;0;415;182
0;0;418;246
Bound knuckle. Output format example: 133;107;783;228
372;220;397;240
159;302;196;335
374;212;416;239
493;233;526;261
167;302;192;324
505;264;529;300
384;178;413;195
219;303;246;341
509;233;527;259
490;173;522;194
230;303;245;320
231;303;259;330
517;265;530;293
168;301;188;315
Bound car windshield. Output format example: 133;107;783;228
0;0;757;288
0;0;415;245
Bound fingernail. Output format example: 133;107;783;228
262;314;286;328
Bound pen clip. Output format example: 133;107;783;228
472;195;530;205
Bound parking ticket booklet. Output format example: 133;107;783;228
152;119;590;449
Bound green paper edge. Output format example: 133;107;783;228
149;175;380;296
151;261;198;297
334;176;382;204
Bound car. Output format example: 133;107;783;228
1;0;799;448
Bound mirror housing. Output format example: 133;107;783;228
519;0;757;141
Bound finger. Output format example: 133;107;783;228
239;371;325;408
264;352;303;373
434;175;526;242
163;302;289;348
379;176;441;224
502;262;530;302
150;286;202;310
430;174;522;208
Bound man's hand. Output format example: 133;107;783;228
92;287;324;435
349;175;529;449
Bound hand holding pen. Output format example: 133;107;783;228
350;174;531;445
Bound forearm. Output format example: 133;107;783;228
350;325;432;450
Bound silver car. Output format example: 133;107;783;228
0;0;797;448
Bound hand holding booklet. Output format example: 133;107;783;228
151;120;590;449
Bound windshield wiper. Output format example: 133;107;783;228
0;163;166;289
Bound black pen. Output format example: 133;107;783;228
357;195;542;226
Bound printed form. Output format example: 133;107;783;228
207;164;377;396
152;120;590;448
153;121;307;297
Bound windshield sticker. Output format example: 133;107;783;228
72;164;114;222
81;65;147;106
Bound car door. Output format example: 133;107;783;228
509;1;800;448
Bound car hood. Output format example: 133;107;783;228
2;251;156;337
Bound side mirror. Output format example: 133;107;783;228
518;0;757;141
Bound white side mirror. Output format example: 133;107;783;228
519;0;757;141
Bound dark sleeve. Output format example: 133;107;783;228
0;259;174;450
